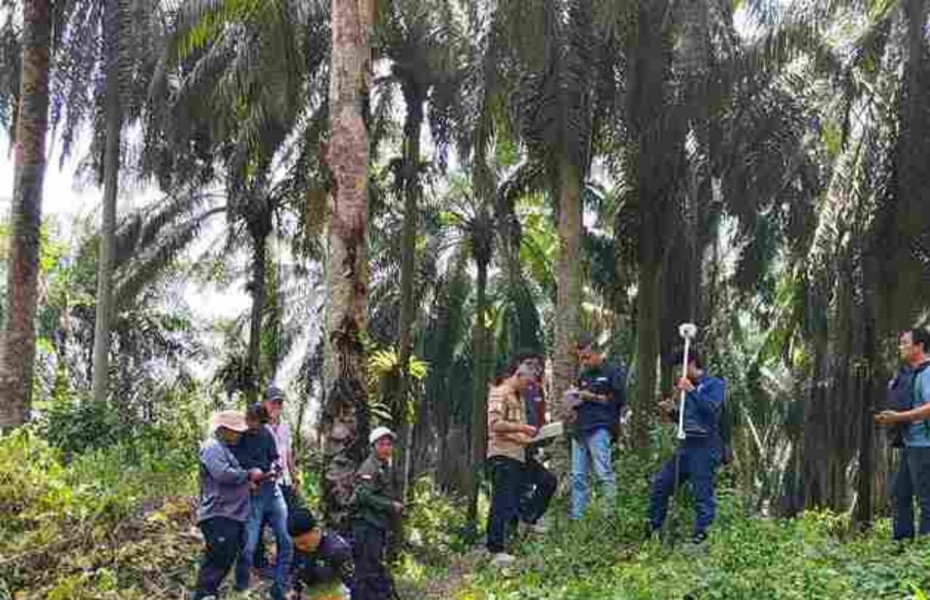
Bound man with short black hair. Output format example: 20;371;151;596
876;328;930;539
647;348;725;545
567;333;626;520
287;505;352;596
233;403;292;599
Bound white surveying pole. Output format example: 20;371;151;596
676;323;698;440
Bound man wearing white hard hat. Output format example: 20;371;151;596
351;426;402;600
192;411;265;600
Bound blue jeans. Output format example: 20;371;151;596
892;446;930;540
648;439;719;537
571;427;616;519
236;483;293;598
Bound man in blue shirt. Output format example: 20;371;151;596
876;328;930;539
647;348;725;544
567;333;626;520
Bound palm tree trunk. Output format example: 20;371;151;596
246;232;268;404
466;257;491;535
633;244;663;450
0;0;52;429
91;0;122;405
321;0;374;530
397;87;424;499
552;160;583;416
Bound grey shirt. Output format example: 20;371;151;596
197;437;251;523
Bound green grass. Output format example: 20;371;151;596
450;456;930;600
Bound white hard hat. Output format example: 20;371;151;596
369;426;396;445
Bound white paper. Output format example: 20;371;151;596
531;421;564;442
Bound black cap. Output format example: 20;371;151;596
265;385;286;403
575;332;596;351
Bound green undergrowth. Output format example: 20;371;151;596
0;426;200;599
451;455;930;600
6;427;930;600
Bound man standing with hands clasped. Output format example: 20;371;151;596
876;328;930;540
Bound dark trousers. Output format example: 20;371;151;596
519;456;557;525
352;520;392;600
892;446;930;540
648;440;720;537
486;455;525;553
194;517;244;599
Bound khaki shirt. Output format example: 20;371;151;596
487;383;528;462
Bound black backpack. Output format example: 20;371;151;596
887;362;930;447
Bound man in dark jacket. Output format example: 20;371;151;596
288;505;352;596
647;348;725;544
232;403;292;600
352;426;402;600
567;333;626;520
875;328;930;541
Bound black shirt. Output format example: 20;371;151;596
232;425;279;472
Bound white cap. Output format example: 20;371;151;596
369;426;396;445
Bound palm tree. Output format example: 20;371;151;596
148;0;330;403
321;0;376;529
91;0;122;406
0;0;52;428
372;0;468;498
39;0;167;405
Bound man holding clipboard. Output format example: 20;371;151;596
565;333;626;521
485;360;556;566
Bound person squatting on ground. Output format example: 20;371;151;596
485;361;553;567
565;333;626;520
192;411;264;600
352;426;403;600
876;328;930;541
232;403;293;600
647;348;726;545
287;504;352;596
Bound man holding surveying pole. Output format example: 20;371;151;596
647;324;726;546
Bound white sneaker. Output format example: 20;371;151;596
490;552;517;567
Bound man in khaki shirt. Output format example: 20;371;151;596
485;361;540;566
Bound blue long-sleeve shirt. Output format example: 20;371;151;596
197;437;251;523
679;375;725;441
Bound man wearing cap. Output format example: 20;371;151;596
251;385;299;573
351;426;402;600
192;410;264;600
263;385;298;502
567;333;626;520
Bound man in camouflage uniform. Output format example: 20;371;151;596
351;426;402;600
